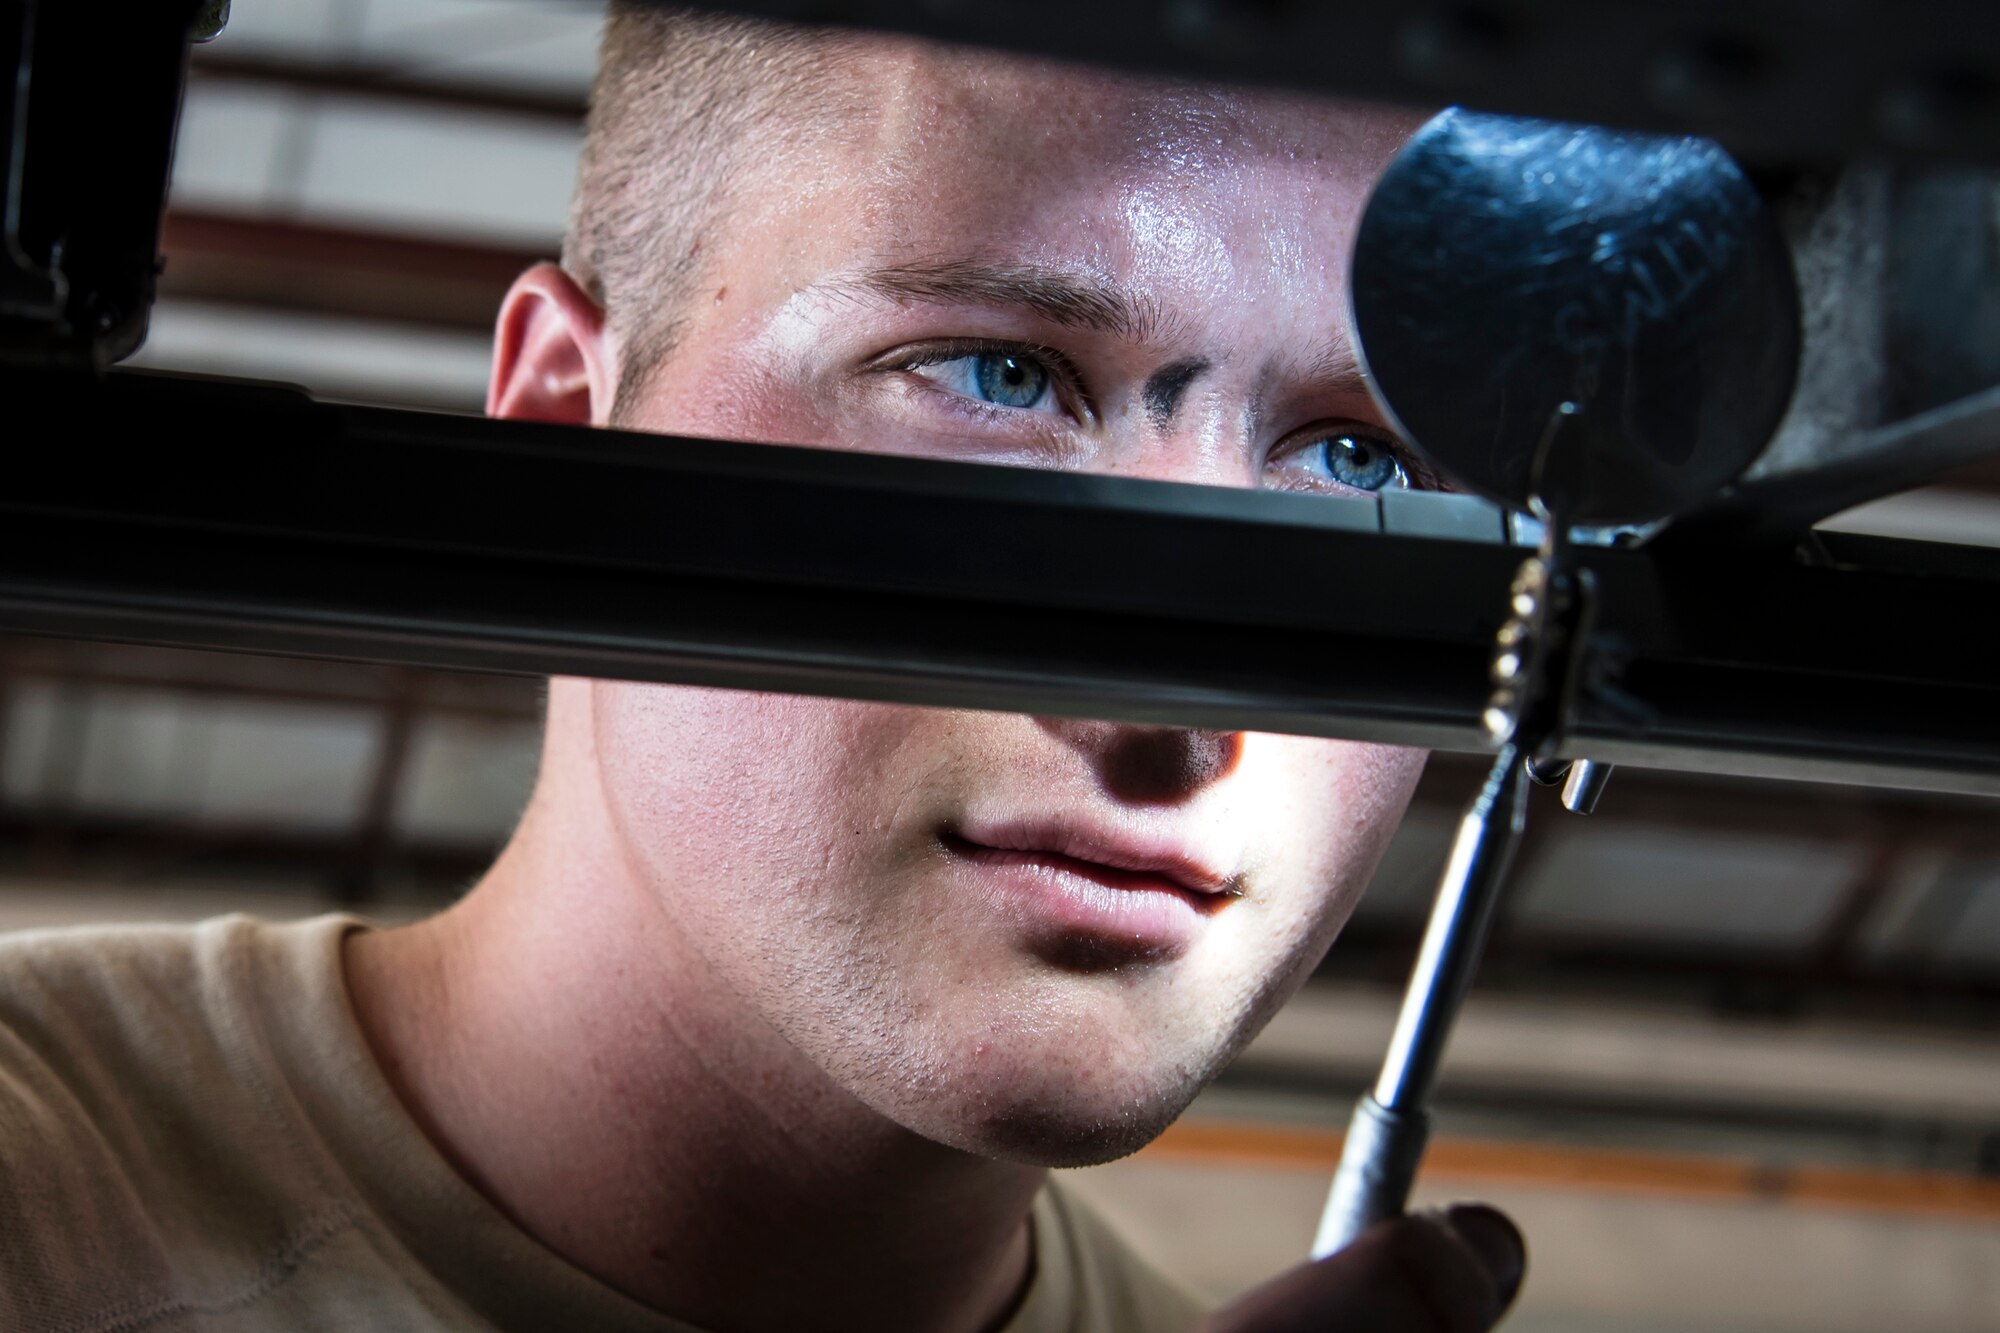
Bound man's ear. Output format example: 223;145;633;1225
488;263;617;425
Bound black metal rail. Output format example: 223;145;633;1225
6;368;1996;795
697;1;2000;167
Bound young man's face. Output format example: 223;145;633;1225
565;45;1428;1165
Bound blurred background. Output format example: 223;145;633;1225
7;1;1997;1328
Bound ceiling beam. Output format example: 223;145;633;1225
1144;1118;2000;1219
158;210;546;332
188;51;585;123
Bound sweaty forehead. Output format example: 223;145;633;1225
810;45;1422;312
870;46;1413;180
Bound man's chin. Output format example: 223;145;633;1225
970;1111;1178;1169
896;1074;1203;1169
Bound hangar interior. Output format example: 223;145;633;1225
3;1;1997;1329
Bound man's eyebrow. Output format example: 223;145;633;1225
1296;338;1374;399
835;260;1161;342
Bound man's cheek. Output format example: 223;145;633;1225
592;688;834;869
593;684;964;879
618;354;812;449
1286;738;1425;860
1227;738;1423;953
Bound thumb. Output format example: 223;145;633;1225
1202;1204;1526;1333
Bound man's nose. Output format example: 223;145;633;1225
1033;717;1245;804
1096;397;1259;490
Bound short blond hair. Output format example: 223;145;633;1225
564;5;858;393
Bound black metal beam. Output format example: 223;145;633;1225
5;367;1998;795
694;1;2000;166
2;0;202;366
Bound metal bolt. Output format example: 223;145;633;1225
1560;760;1614;814
192;0;230;43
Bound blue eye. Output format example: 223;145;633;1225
1318;432;1407;491
972;352;1050;409
908;348;1064;410
900;345;1068;417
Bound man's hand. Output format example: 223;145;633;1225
1202;1205;1526;1332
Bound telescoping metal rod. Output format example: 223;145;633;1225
1311;744;1531;1258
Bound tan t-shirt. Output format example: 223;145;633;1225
0;914;1207;1333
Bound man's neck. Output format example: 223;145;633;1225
344;786;1043;1333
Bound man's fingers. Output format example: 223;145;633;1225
1202;1204;1526;1333
1438;1204;1526;1311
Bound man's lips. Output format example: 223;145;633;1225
941;822;1242;905
939;821;1242;966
